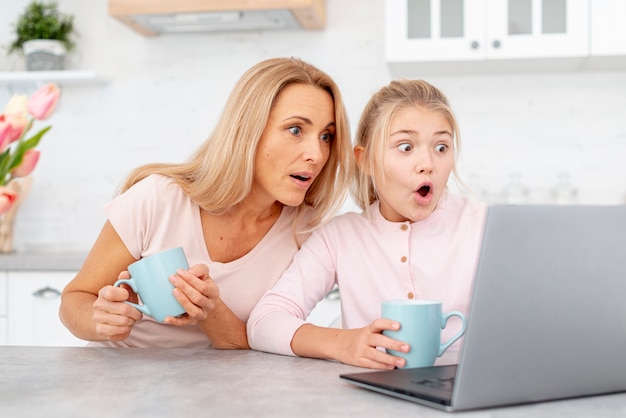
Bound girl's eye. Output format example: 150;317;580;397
320;132;334;143
397;143;413;152
288;126;302;136
435;144;448;153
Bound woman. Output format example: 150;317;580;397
247;79;486;368
60;57;353;348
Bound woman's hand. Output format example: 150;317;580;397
163;263;220;326
92;278;143;341
334;319;409;369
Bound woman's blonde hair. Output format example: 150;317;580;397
352;79;461;211
119;57;352;230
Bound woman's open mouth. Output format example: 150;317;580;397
290;174;311;182
290;173;314;189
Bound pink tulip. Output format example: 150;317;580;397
2;94;29;149
11;149;40;178
0;186;18;215
0;114;26;152
27;83;61;120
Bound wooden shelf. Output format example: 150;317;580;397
0;70;106;86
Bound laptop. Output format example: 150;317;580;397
340;204;626;412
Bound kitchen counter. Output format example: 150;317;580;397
1;346;625;417
0;250;87;271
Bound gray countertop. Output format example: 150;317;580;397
0;250;87;271
1;346;625;417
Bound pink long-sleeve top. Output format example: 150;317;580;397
247;193;487;365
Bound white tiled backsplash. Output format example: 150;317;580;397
1;0;625;252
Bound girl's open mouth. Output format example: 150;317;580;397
417;185;431;197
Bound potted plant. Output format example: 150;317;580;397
7;1;77;71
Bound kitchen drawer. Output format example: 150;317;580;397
0;318;6;344
6;271;85;346
0;272;6;316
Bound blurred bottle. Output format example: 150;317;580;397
553;173;578;205
467;174;490;203
503;172;528;204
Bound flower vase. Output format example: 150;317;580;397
0;177;33;254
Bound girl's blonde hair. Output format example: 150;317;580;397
119;57;353;231
352;79;462;212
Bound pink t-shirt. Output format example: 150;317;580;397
247;193;487;364
91;174;312;348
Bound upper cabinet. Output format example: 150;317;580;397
590;0;626;56
386;0;626;75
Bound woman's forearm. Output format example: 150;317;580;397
198;298;249;349
59;291;102;342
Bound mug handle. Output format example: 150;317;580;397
113;278;152;317
438;311;467;357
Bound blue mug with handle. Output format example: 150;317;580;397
382;299;466;368
113;247;188;323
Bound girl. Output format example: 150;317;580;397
247;79;486;368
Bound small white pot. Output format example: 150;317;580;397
22;39;66;71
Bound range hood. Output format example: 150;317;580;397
108;0;326;36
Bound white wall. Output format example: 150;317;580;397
1;0;625;252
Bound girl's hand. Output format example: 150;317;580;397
163;263;220;326
337;318;409;369
92;275;143;341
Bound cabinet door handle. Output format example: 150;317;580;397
470;40;480;50
32;286;61;299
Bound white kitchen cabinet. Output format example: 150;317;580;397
0;319;6;345
6;271;85;346
385;0;590;74
590;0;626;56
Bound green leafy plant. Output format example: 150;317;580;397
8;1;76;55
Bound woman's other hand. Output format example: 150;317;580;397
163;263;220;326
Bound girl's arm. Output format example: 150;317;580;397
290;320;409;369
247;231;338;354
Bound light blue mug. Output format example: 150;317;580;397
382;299;466;368
113;247;188;323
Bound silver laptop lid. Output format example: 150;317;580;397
453;205;626;410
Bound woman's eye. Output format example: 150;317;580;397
435;144;448;153
288;126;302;136
397;143;413;152
320;132;334;143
